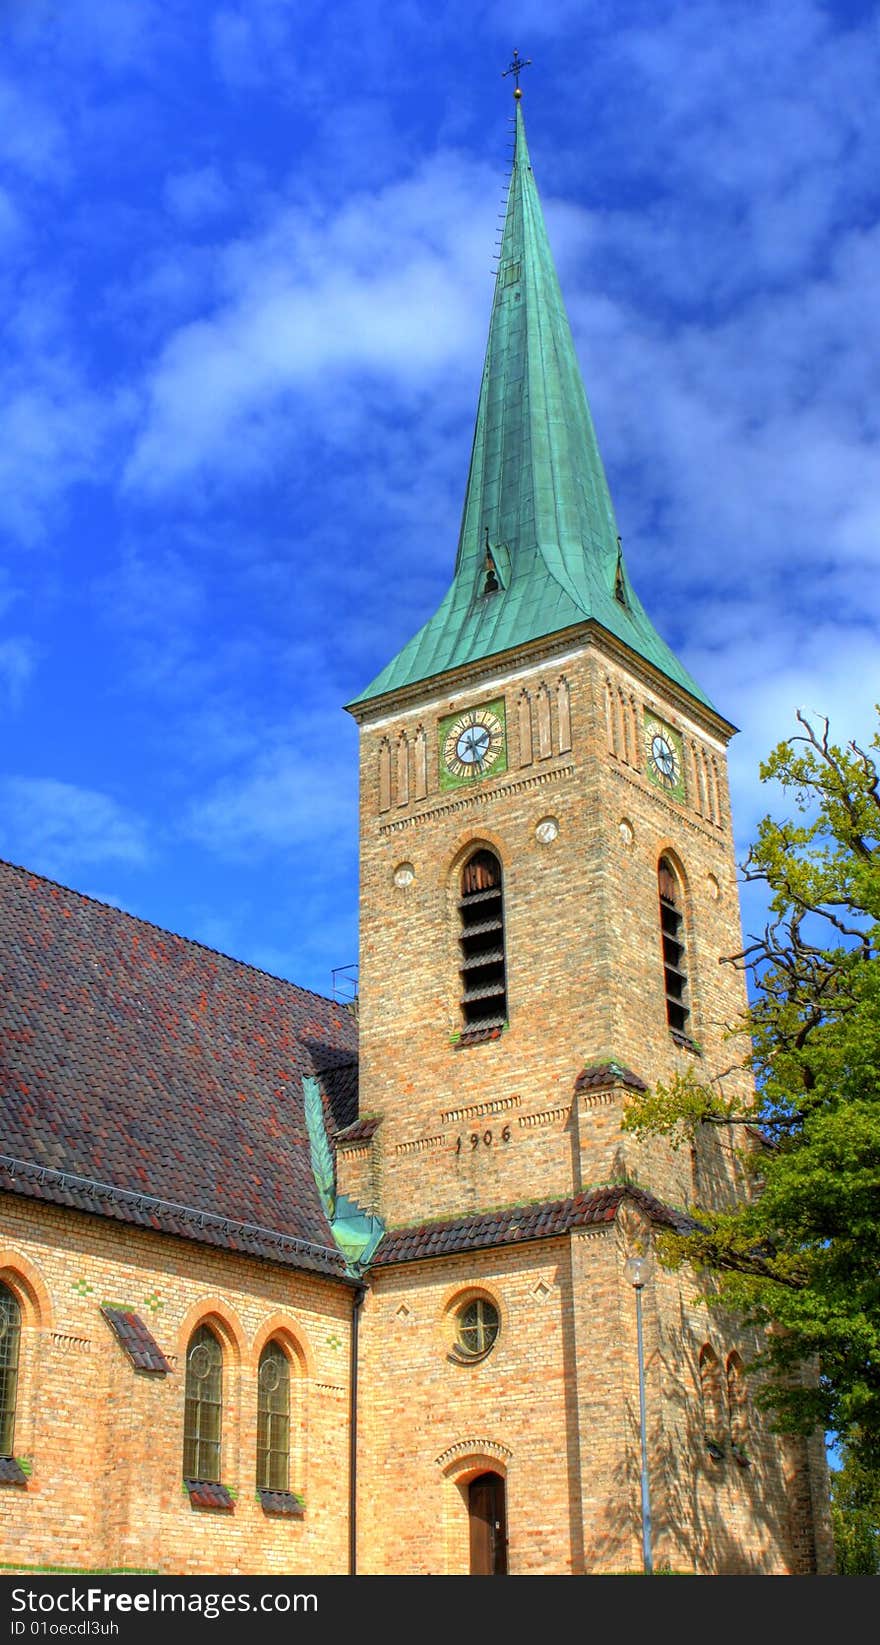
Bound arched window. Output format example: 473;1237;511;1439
257;1340;291;1492
658;857;689;1035
183;1323;223;1483
458;849;507;1032
0;1284;21;1457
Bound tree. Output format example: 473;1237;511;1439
830;1438;880;1574
622;710;880;1470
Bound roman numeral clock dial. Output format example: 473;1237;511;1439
438;699;507;791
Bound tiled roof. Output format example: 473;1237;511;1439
319;1056;359;1137
335;1116;380;1145
371;1185;689;1267
574;1062;649;1093
258;1488;305;1517
184;1480;233;1510
0;860;357;1276
101;1306;172;1373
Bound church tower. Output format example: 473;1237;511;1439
346;86;832;1576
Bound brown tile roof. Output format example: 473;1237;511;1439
574;1061;648;1093
258;1488;305;1517
184;1480;233;1510
0;859;357;1278
101;1306;172;1373
371;1185;690;1267
335;1116;380;1145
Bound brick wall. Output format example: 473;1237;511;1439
353;631;752;1226
356;1210;822;1574
0;1197;354;1575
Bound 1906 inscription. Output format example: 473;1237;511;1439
454;1125;511;1154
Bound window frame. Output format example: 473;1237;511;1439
256;1339;292;1494
0;1282;21;1458
457;848;508;1036
182;1322;224;1484
658;856;691;1038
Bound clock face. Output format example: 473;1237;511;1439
439;699;507;790
644;716;685;801
651;733;677;783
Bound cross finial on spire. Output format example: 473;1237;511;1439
502;49;532;99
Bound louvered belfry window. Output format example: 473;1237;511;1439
459;849;508;1031
257;1340;291;1492
658;857;689;1034
0;1284;21;1456
183;1323;223;1483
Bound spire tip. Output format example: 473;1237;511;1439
501;49;531;98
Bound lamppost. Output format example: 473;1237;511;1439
624;1250;653;1575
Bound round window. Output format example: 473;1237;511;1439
456;1296;500;1360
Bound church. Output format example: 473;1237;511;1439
0;87;833;1577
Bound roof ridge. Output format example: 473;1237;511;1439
0;854;347;1010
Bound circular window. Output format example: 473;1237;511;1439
456;1296;500;1361
259;1354;283;1393
188;1342;213;1380
393;861;415;888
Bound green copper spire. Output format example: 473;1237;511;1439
351;101;711;710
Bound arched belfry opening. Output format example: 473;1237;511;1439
458;849;508;1032
658;856;689;1035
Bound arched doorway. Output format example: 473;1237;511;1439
468;1471;507;1575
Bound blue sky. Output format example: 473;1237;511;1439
1;0;878;998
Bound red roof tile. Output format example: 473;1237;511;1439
0;860;357;1274
574;1062;649;1093
101;1306;172;1373
371;1185;689;1266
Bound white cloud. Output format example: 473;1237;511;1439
0;778;150;878
125;153;497;489
184;738;356;859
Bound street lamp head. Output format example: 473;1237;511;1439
624;1251;652;1290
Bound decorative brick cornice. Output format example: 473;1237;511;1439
441;1095;521;1125
608;762;726;841
379;764;575;835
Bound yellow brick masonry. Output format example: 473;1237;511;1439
352;628;754;1228
355;1216;826;1575
0;1196;353;1576
349;622;835;1576
0;1189;834;1576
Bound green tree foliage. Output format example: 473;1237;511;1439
830;1439;880;1574
622;711;880;1468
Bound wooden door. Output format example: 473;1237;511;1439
468;1472;507;1575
